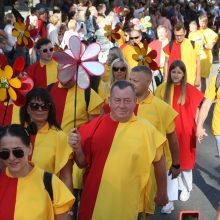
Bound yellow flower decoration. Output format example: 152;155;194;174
104;25;121;43
12;22;33;48
0;65;21;101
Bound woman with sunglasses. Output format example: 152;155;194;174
0;124;74;220
155;60;203;213
20;88;73;192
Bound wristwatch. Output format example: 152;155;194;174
172;164;180;169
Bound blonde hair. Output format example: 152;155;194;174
164;60;187;105
67;19;77;30
49;14;59;25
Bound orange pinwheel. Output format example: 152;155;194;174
104;25;121;43
12;21;33;48
132;41;159;71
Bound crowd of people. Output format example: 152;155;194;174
0;0;220;219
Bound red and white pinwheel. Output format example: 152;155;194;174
53;36;105;89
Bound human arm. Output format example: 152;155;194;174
55;213;71;220
60;159;73;192
153;154;168;206
68;128;87;168
163;56;169;82
194;55;201;87
196;98;213;143
166;131;180;179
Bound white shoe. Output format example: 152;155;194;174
179;190;190;202
161;202;174;214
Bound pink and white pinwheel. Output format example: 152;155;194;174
53;36;105;89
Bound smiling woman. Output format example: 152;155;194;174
0;124;74;220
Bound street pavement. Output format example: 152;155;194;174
152;61;220;220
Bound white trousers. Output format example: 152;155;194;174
178;170;193;192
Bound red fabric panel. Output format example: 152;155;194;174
173;84;203;169
0;103;13;127
78;114;118;220
50;82;68;127
149;40;162;66
0;170;18;220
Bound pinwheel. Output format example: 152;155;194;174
0;55;34;125
53;36;104;127
139;16;152;32
12;21;34;48
132;41;159;71
104;25;121;43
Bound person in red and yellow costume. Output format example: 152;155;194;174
26;38;58;88
163;22;201;87
198;14;218;93
130;65;180;217
156;60;203;205
20;88;73;193
69;80;168;220
149;25;169;74
0;124;74;220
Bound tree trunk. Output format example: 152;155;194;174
0;0;5;29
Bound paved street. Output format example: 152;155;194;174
152;61;220;220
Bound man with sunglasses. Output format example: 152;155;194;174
122;29;149;68
26;38;58;88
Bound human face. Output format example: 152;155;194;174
0;135;32;177
27;98;50;126
112;61;127;81
38;43;53;63
189;24;197;32
174;29;185;43
157;27;168;41
170;66;185;85
129;30;141;46
129;71;151;97
109;86;136;122
199;19;207;29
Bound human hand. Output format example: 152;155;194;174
68;128;81;152
194;78;200;87
155;192;168;207
196;126;208;143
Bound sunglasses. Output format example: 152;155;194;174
130;36;140;40
113;66;127;72
0;148;24;160
29;102;51;111
41;47;54;53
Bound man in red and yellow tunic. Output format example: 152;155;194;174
26;38;58;88
69;80;168;220
163;22;201;87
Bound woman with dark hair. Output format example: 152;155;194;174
20;88;73;192
155;60;203;213
0;124;74;219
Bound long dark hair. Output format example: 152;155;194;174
164;60;187;105
20;88;61;130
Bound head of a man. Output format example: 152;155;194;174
157;25;168;41
199;15;208;29
174;22;186;44
109;80;136;122
128;29;142;46
129;65;152;98
36;38;53;63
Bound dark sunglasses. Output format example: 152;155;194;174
113;66;127;72
130;36;140;40
29;102;51;111
42;47;54;53
0;149;24;160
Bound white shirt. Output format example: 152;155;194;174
4;24;16;52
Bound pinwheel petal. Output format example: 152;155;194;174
53;51;76;65
8;87;17;101
9;77;21;88
148;50;157;59
81;43;101;61
76;65;90;89
146;56;152;64
24;31;30;37
81;61;105;76
17;35;23;45
0;88;7;101
149;61;159;71
69;36;82;60
132;54;139;61
57;64;76;84
23;36;28;45
112;33;121;40
12;29;19;37
104;25;112;31
4;65;13;79
0;54;8;69
13;57;25;73
19;76;34;93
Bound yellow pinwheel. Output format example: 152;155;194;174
0;65;21;101
12;22;33;48
104;25;121;43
